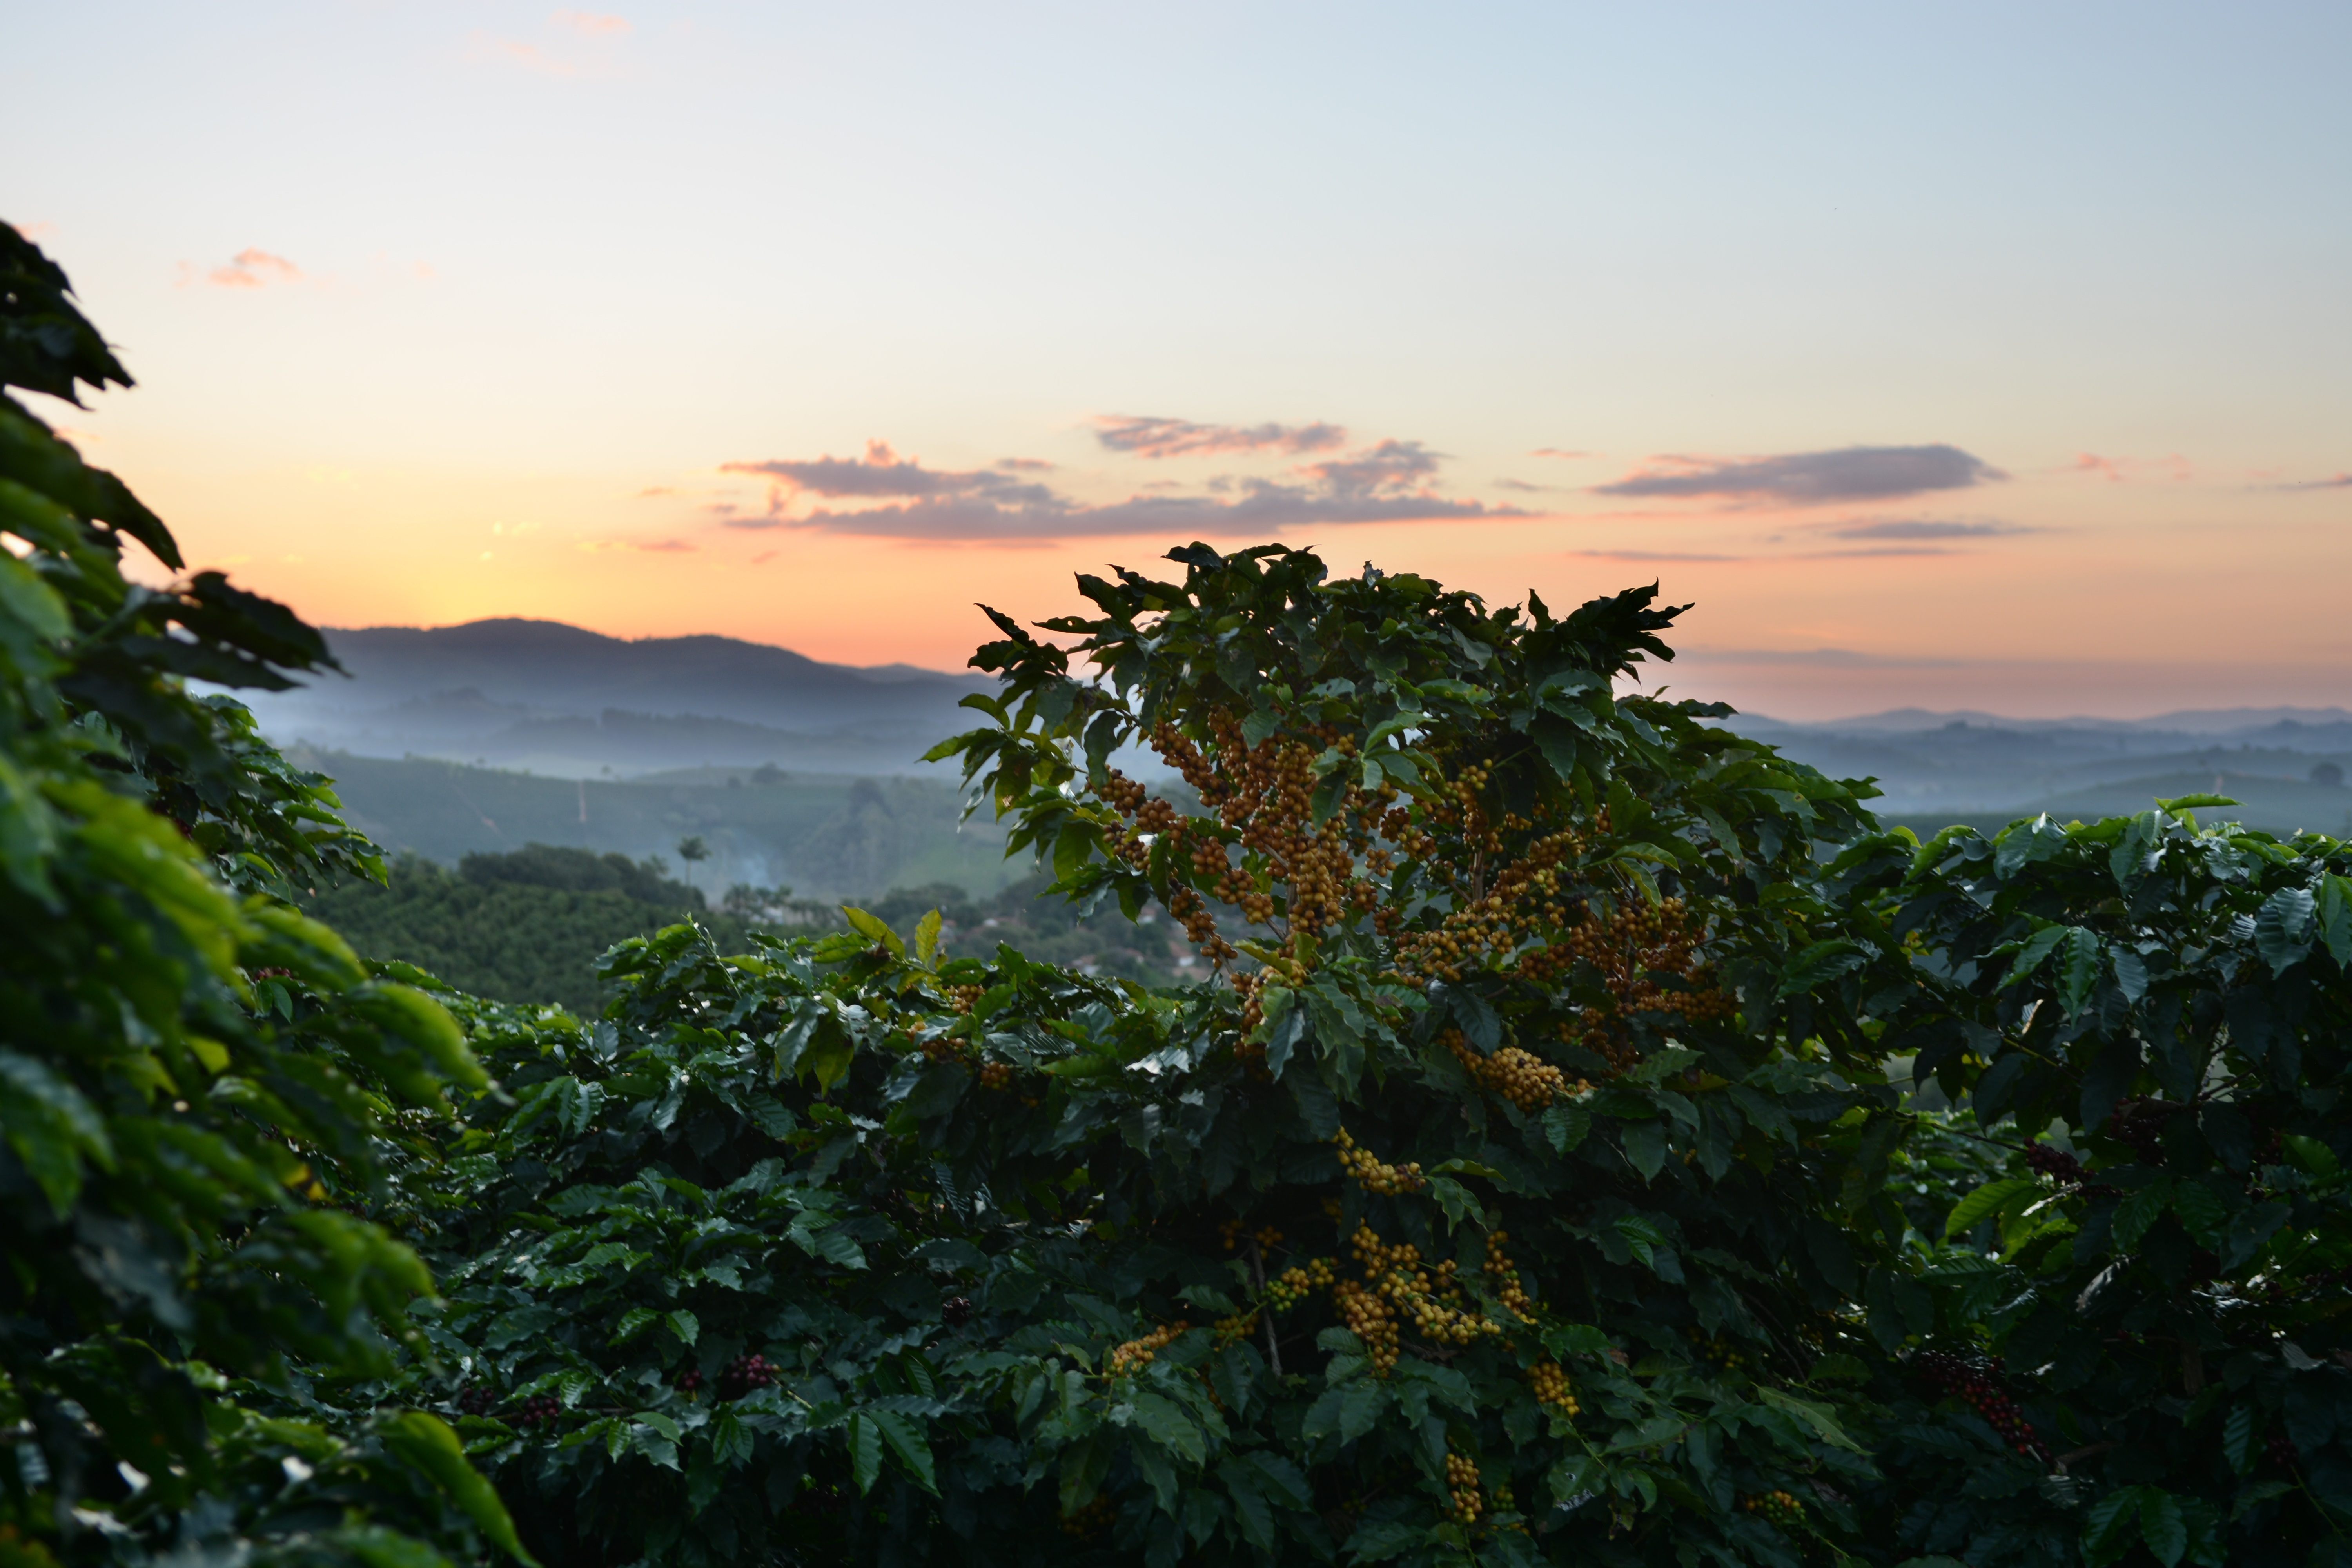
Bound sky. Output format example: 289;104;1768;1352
5;1;2348;721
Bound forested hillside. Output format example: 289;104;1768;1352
308;846;1201;1011
293;750;1017;902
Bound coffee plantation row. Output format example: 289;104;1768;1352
6;221;2351;1568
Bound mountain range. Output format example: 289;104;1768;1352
231;617;2352;840
237;618;994;777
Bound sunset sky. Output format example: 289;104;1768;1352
6;2;2348;720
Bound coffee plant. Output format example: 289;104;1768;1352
350;543;1944;1566
1841;803;2352;1564
0;224;528;1567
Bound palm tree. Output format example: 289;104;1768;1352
676;835;711;895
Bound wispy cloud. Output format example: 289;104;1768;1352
1595;444;2004;505
1531;448;1593;460
1571;548;1742;562
186;248;303;289
2061;452;2192;483
1494;477;1564;494
1679;646;1965;669
1826;518;2030;540
2278;473;2352;492
1092;414;1348;459
715;434;1519;540
551;9;630;34
578;537;696;554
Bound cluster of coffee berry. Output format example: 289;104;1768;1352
719;1353;777;1399
942;1295;975;1327
675;1367;704;1394
1915;1350;2047;1459
516;1394;561;1428
1059;1494;1115;1540
1690;1328;1747;1372
1333;1127;1425;1194
1445;1451;1484;1524
2109;1099;2171;1164
1218;1218;1285;1252
2024;1141;2085;1183
1438;1027;1580;1112
2270;1431;2301;1470
1265;1258;1334;1312
1105;1321;1189;1378
1743;1490;1804;1528
1482;1230;1535;1320
1528;1361;1580;1416
946;983;986;1015
977;1060;1012;1091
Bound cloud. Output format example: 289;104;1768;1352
1092;414;1348;459
1679;646;1964;669
717;435;1521;540
1826;518;2030;540
1595;444;2004;505
2062;452;2192;483
1531;448;1593;460
1804;545;1958;559
723;440;1052;503
1493;477;1564;494
1571;549;1742;562
578;538;695;554
2279;473;2352;491
192;248;303;289
552;9;630;33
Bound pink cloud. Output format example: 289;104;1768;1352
578;537;695;554
1597;445;2003;506
2063;452;2193;483
192;248;303;289
552;9;631;33
1531;447;1594;460
717;432;1523;540
1092;414;1348;459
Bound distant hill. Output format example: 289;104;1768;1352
1739;706;2352;835
296;750;1022;904
229;615;2352;838
233;618;993;777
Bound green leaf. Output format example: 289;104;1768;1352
2082;1486;2143;1566
869;1408;938;1494
2138;1487;2187;1567
2222;1403;2258;1476
2057;926;2102;1018
0;1047;115;1215
840;906;904;957
1542;1100;1590;1154
1337;1381;1385;1443
1621;1122;1666;1181
1779;938;1869;998
847;1411;884;1494
332;1525;457;1568
2255;886;2317;976
382;1413;539;1565
2001;924;2071;990
1756;1385;1864;1453
1132;1391;1206;1467
2318;875;2352;968
1945;1176;2038;1240
2155;793;2238;817
2280;1135;2337;1178
2114;1177;2175;1252
914;907;942;966
665;1309;700;1347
